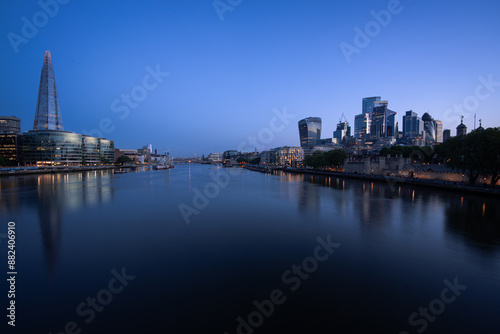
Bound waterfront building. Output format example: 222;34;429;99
100;139;115;163
33;51;64;131
22;130;82;166
138;145;152;162
402;110;424;143
0;133;22;164
443;129;451;142
354;113;370;139
275;146;303;167
298;117;322;148
260;150;277;165
21;50;115;166
207;152;222;162
0;116;21;134
344;155;410;175
0;116;22;165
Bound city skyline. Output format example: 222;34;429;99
1;0;499;156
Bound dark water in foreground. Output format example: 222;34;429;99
0;164;499;333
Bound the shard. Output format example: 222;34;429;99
33;50;64;131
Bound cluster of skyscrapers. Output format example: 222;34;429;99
298;96;464;154
0;51;114;166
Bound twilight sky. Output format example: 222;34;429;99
1;0;499;157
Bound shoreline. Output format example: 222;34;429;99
244;165;500;197
0;165;151;177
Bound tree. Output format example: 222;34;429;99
116;155;133;164
440;128;500;186
479;127;500;186
249;157;260;165
304;149;347;169
325;149;348;168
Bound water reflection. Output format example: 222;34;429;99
444;195;500;253
275;171;500;248
0;171;114;273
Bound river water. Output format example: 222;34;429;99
0;164;499;333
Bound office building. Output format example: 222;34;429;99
0;116;21;134
333;120;351;143
354;113;370;139
298;117;322;148
362;96;381;116
371;104;388;139
422;112;436;145
33;51;64;131
22;50;114;166
402;110;423;142
435;120;443;143
275;146;303;167
386;111;397;137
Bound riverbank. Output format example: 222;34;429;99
0;164;152;177
244;165;500;197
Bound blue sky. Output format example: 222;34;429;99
1;0;499;156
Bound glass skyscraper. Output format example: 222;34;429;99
21;50;115;166
298;117;322;147
402;110;423;140
33;50;64;131
362;96;381;116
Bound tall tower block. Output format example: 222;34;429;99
33;50;64;131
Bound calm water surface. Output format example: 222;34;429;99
0;164;499;333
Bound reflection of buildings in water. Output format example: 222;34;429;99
33;171;114;273
297;180;320;218
444;195;500;252
37;195;62;275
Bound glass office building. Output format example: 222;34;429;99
362;96;381;116
22;131;115;166
33;51;64;131
82;135;101;165
100;139;115;163
354;113;370;139
298;117;322;147
0;116;21;134
402;110;423;141
22;130;82;166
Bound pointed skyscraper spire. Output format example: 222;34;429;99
33;50;64;131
